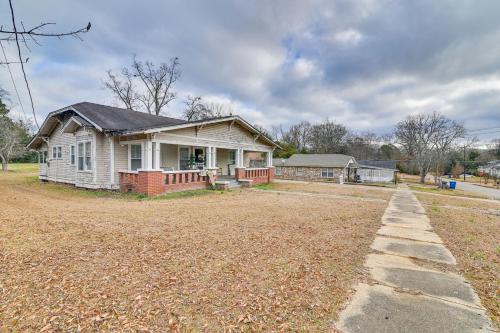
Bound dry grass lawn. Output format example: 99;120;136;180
416;192;500;326
262;180;395;201
0;164;387;332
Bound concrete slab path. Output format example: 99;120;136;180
335;185;496;333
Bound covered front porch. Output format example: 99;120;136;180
118;140;274;195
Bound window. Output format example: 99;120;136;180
85;142;92;170
229;150;236;164
297;167;304;176
40;151;48;163
322;168;334;178
275;167;282;176
77;141;92;171
78;143;84;170
52;146;62;159
130;144;142;171
70;145;75;165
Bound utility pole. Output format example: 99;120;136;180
463;145;466;181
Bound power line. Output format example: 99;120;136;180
0;40;29;123
8;0;39;129
467;126;500;133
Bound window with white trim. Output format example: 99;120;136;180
70;145;76;165
40;151;48;163
297;167;304;176
77;141;92;171
322;167;334;178
52;146;62;159
130;144;142;171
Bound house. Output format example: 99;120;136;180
274;154;398;183
273;154;358;183
478;160;500;177
27;102;278;195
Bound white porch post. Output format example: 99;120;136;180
266;151;273;167
236;148;244;168
144;140;153;170
206;146;212;169
154;141;161;170
212;147;217;169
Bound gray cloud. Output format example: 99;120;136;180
1;0;499;142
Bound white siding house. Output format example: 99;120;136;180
28;102;278;193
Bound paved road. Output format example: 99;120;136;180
453;180;500;200
335;186;495;333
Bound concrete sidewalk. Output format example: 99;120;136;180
335;186;495;333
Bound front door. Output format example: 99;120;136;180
194;147;205;169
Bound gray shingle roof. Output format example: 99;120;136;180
358;160;397;170
72;102;186;132
280;154;357;168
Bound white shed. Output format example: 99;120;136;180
357;165;397;183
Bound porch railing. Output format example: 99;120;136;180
163;170;208;185
244;167;269;178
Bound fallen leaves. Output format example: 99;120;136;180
0;169;387;331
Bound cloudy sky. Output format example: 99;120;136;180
1;0;500;141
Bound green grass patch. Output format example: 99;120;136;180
3;163;38;173
151;189;218;201
471;250;486;261
253;183;274;190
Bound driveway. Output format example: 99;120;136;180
453;180;500;200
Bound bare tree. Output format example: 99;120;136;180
183;96;211;121
132;56;180;115
105;57;181;116
182;96;233;121
432;118;466;183
308;120;348;153
345;132;380;160
1;0;91;129
282;121;311;152
395;112;464;183
104;69;137;110
204;101;233;118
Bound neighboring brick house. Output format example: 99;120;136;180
273;154;358;183
28;102;278;196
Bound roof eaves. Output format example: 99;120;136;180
123;115;280;148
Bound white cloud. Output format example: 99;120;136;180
332;29;363;45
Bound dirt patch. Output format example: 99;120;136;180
0;165;386;331
423;196;500;327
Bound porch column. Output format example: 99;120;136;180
206;146;212;169
236;148;244;168
212;147;217;169
266;151;273;167
144;140;153;170
153;141;161;170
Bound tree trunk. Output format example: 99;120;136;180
0;154;7;172
419;167;426;183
